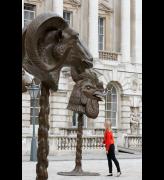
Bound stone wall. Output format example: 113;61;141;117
22;93;30;135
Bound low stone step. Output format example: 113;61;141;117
118;146;142;154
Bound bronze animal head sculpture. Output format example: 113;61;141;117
67;68;105;119
22;12;93;91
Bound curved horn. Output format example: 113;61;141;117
24;12;68;72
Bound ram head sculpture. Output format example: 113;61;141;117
22;12;93;91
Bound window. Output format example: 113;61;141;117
72;112;87;128
63;11;72;26
24;4;36;27
105;85;117;127
98;17;105;50
30;93;40;125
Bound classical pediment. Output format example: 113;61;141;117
64;0;81;7
99;2;113;13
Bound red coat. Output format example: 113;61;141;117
103;129;114;151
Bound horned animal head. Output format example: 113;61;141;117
22;12;93;91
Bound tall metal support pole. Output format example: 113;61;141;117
57;112;99;176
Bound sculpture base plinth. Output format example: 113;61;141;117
57;168;100;176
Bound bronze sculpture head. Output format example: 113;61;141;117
68;68;105;119
22;12;93;91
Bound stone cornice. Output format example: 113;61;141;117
99;2;113;13
25;0;43;3
64;0;81;7
24;0;44;5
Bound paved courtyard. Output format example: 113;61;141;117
22;158;142;180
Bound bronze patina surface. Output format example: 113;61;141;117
58;69;105;176
22;12;94;179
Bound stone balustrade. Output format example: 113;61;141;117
56;135;104;151
99;51;119;61
57;128;118;151
22;128;119;155
22;135;105;156
124;135;142;151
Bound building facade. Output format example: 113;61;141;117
22;0;142;155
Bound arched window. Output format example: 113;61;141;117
105;85;117;127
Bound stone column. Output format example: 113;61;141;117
110;0;115;51
88;0;98;58
53;0;63;17
22;0;24;28
80;0;89;45
110;13;114;51
130;0;135;63
135;0;142;64
121;0;130;63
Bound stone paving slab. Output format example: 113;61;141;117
23;151;142;161
22;159;142;180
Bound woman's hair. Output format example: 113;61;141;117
104;120;112;129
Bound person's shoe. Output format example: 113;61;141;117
107;173;113;176
116;172;121;177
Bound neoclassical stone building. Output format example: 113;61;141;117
22;0;142;155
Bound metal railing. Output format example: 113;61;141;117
99;51;119;61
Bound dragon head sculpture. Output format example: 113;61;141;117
22;12;93;91
67;68;105;119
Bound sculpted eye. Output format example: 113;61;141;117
86;86;91;90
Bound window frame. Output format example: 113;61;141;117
30;93;40;125
98;16;105;51
105;85;118;128
72;112;88;128
24;3;36;27
63;10;73;26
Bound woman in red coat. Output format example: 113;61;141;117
103;120;121;176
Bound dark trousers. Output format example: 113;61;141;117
107;144;121;173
